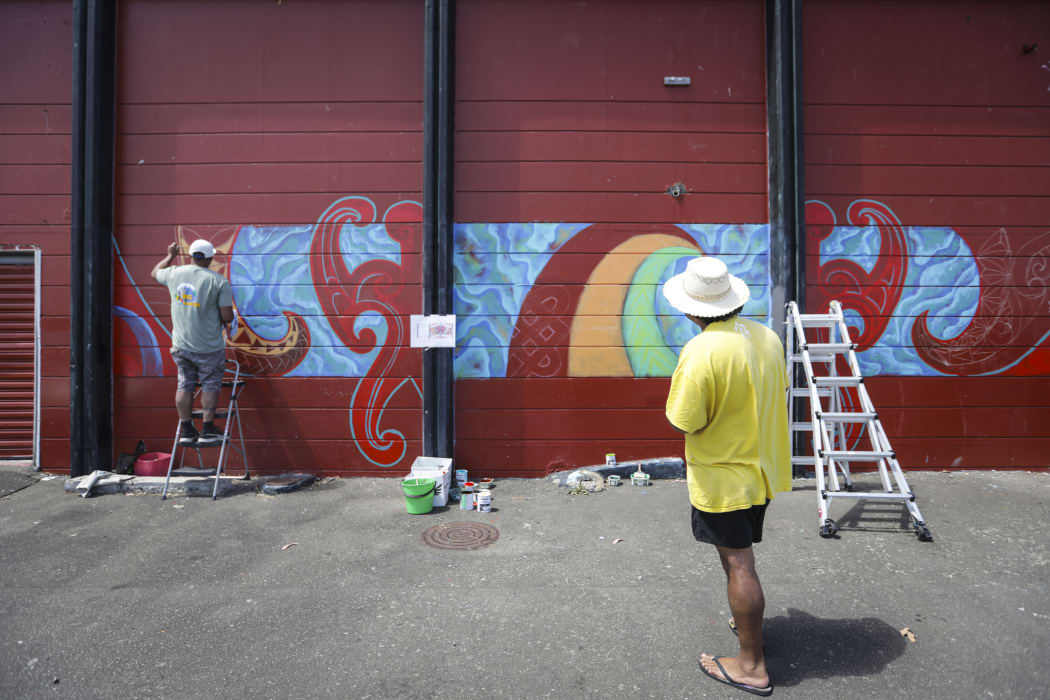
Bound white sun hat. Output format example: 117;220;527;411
188;239;215;259
662;256;750;318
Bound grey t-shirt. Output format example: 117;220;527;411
154;264;233;353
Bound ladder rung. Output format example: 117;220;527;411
790;353;837;364
825;491;913;501
802;342;854;353
797;313;840;324
791;456;817;466
818;412;876;422
822;449;893;460
221;380;246;388
791;422;813;431
171;467;218;477
790;387;831;397
191;410;229;419
814;376;862;386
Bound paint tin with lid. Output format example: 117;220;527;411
605;453;616;466
460;492;475;510
455;469;468;487
476;490;492;512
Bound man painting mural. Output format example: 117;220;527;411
662;256;791;697
152;240;234;446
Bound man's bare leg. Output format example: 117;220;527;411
175;390;193;422
200;391;219;424
700;545;769;689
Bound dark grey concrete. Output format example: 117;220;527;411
0;470;1047;699
0;468;35;498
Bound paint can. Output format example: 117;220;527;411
605;453;616;466
462;481;475;493
455;469;468;487
460;492;475;510
476;490;492;512
631;472;650;486
607;475;621;487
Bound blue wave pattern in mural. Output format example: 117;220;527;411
230;223;400;377
820;224;979;376
454;223;589;378
452;222;772;379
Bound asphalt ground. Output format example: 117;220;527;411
0;468;1047;699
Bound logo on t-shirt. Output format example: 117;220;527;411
175;282;200;308
734;321;751;338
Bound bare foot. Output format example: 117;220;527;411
700;653;769;690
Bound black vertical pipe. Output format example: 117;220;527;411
84;0;117;474
422;0;438;456
790;1;805;309
70;1;87;476
70;0;117;476
422;0;454;458
435;0;455;458
766;0;805;475
765;0;799;339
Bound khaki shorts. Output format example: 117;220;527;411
171;348;227;392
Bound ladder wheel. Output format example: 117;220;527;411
820;519;838;538
915;524;933;542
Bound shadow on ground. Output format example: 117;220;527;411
765;608;906;686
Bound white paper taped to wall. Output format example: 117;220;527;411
410;314;456;348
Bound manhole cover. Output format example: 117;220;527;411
422;522;499;550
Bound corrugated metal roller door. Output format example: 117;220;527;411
0;255;35;459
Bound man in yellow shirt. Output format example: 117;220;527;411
663;256;790;697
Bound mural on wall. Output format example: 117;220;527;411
807;198;1050;377
114;196;423;468
453;222;772;379
113;194;1050;465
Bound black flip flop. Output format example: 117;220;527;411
698;655;773;697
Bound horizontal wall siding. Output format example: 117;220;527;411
453;0;768;476
114;0;424;476
803;0;1050;469
0;1;72;469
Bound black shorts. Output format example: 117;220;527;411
691;500;770;549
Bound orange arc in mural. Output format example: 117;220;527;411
568;234;701;377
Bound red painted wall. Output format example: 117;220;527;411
803;0;1050;468
113;0;424;475
0;1;72;470
453;0;767;476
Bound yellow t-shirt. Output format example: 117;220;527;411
665;317;791;513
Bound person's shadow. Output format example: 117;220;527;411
763;608;907;686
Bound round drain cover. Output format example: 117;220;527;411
422;522;499;550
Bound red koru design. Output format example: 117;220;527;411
310;197;420;467
806;200;908;351
912;229;1050;376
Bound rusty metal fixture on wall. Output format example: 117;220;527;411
666;182;687;199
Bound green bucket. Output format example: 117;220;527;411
402;477;436;514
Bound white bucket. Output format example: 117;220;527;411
476;490;492;512
407;456;453;507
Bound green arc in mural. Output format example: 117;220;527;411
623;246;700;377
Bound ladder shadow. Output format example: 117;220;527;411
764;608;907;685
833;491;913;532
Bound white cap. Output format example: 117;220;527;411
188;239;215;259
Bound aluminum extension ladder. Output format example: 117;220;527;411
162;358;250;500
786;301;933;541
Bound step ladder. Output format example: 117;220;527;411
162;358;249;500
785;301;932;541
